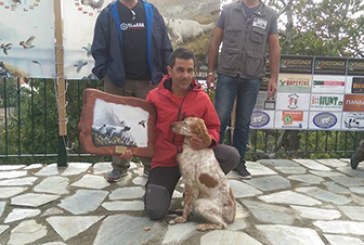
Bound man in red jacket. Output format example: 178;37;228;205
143;48;239;220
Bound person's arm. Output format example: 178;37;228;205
157;11;173;72
91;10;110;80
207;27;223;89
267;33;280;98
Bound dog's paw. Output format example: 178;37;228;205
174;216;187;223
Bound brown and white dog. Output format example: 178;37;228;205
171;117;235;231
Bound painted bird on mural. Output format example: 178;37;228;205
0;43;12;55
19;36;35;49
74;60;88;73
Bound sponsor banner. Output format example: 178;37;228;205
311;75;346;93
309;111;340;130
277;73;312;93
254;91;276;110
314;57;347;75
0;0;56;78
250;110;274;129
275;92;311;111
342;112;364;130
348;59;364;76
345;76;364;94
310;94;344;111
279;55;313;74
343;94;364;112
275;110;308;129
63;0;115;79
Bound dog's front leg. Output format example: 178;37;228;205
174;184;196;223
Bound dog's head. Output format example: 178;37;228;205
171;117;211;146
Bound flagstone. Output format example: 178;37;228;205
229;180;262;198
293;159;331;171
0;187;27;198
34;176;69;195
35;163;60;176
275;166;306;174
351;194;364;206
0;201;5;217
259;159;299;167
132;176;148;186
0;165;25;170
309;170;345;177
172;190;183;199
323;182;350;194
201;230;262;245
339;206;364;221
92;162;113;175
40;242;68;245
102;200;144;211
0;176;37;186
329;175;364;187
8;220;47;245
24;163;43;169
350;186;364;195
296;187;351;205
109;186;144;200
245;162;277;176
71;174;110;189
5;208;41;223
227;218;247;231
61;162;91;176
0;225;9;236
257;224;324;245
115;172;133;186
314;220;364;235
41;207;64;217
290;205;341;220
316;159;348;168
244;175;291;192
242;200;295;224
337;167;364;178
47;216;104;241
0;170;27;179
324;234;364;245
258;190;322;206
58;190;108;214
288;174;325;184
11;193;60;207
162;222;196;244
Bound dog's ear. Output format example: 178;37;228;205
196;120;211;146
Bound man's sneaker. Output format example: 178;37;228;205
233;164;252;179
105;169;128;182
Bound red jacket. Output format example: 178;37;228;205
147;75;221;168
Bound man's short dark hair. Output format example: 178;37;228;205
168;48;196;67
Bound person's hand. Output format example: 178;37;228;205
267;77;277;99
206;73;216;89
116;149;133;160
189;134;212;150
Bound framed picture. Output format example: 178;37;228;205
78;89;156;157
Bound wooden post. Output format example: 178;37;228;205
53;0;67;167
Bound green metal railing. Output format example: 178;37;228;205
0;78;362;165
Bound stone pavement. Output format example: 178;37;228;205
1;158;364;245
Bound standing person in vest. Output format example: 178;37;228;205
91;0;173;182
351;140;364;169
207;0;280;179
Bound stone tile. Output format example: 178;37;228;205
288;174;325;184
109;186;144;200
201;230;262;245
339;206;364;221
275;166;306;174
11;193;60;207
350;186;364;195
235;202;249;219
132;176;147;186
115;172;133;186
351;194;364;206
162;222;196;244
8;220;47;245
329;175;364;187
293;159;331;171
35;163;60;176
316;159;348;168
0;187;27;198
229;180;262;198
61;162;91;176
34;176;69;195
172;190;183;199
323;182;350;194
257;225;325;245
0;165;25;170
24;163;43;169
258;190;322;206
46;216;104;241
259;159;300;167
71;174;110;189
0;170;27;179
242;200;295;225
92;162;113;175
93;214;157;245
41;207;64;217
314;220;364;235
0;201;5;217
40;242;68;245
290;205;341;220
227;218;247;231
245;161;277;176
102;200;144;211
337;167;364;178
296;187;351;205
309;170;345;177
243;175;291;192
324;234;364;245
0;176;37;186
58;190;108;215
4;208;41;223
0;225;9;235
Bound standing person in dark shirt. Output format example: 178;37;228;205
91;0;173;182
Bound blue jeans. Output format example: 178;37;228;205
214;74;261;164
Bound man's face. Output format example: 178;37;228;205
168;58;195;92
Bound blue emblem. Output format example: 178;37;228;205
250;111;270;128
313;112;337;129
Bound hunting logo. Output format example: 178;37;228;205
313;112;337;129
250;111;270;128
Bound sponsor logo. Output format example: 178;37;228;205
313;112;337;129
120;22;144;31
311;96;343;106
250;111;270;128
288;93;299;109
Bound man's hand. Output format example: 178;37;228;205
206;74;216;89
267;77;277;99
189;135;212;150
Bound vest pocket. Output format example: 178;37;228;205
223;26;242;49
244;51;263;77
219;49;239;72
